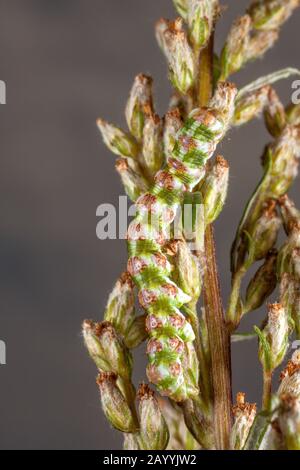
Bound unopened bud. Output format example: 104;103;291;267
265;126;300;197
104;272;135;338
82;320;109;371
246;30;279;63
258;303;289;371
89;321;133;379
156;18;195;94
97;372;138;433
125;74;153;141
124;315;148;349
96;119;138;158
244;250;277;313
233;86;269;127
279;273;300;336
264;87;286;137
250;200;281;261
200;156;229;225
231;393;257;450
138;384;169;450
249;0;300;31
279;349;300;398
176;239;201;303
142;109;164;177
278;194;300;235
115;158;148;202
220;15;252;80
187;0;219;49
278;393;300;450
286;103;300;125
164;108;183;156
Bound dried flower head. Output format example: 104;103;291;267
96;119;138;158
249;0;300;31
231;393;257;450
220;15;252;80
156;18;195;94
200;155;229;225
125;74;153;141
97;372;138;433
138;383;169;450
258;303;289;371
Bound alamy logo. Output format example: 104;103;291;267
291;80;300;105
0;340;6;365
0;80;6;104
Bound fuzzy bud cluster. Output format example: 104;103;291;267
156;18;195;94
231;393;257;450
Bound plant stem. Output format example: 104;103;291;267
198;37;232;450
262;370;272;411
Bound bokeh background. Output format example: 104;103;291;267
0;0;299;450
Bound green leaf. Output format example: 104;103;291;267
237;68;300;101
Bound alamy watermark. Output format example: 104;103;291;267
96;196;205;251
0;340;6;365
292;79;300;104
0;80;6;104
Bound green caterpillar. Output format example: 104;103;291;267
127;82;237;402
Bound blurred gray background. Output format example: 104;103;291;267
0;0;299;450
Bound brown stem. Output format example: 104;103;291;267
262;370;272;411
198;38;232;450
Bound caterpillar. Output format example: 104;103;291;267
127;82;237;402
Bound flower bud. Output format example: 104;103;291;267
286;103;300;125
264;87;286;137
248;0;300;31
250;199;281;261
278;194;300;235
173;0;188;20
124;315;148;349
279;273;300;336
125;74;153;141
176;239;201;303
257;303;289;371
164;108;183;156
244;250;277;313
138;384;169;450
265;126;300;197
279;349;300;398
85;321;133;379
277;225;300;278
220;15;251;80
182;398;215;449
142;109;164;177
96;119;138;158
231;393;257;450
233;86;269;127
104;272;135;338
200;155;229;225
115;158;148;202
156;18;195;94
82;320;109;371
246;30;279;62
278;393;300;450
97;372;139;433
187;0;218;49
